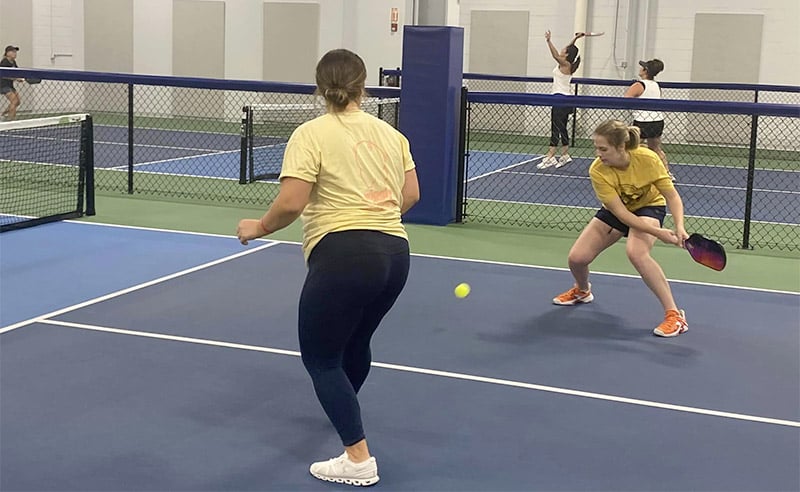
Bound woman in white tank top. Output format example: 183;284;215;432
624;58;674;180
538;31;584;169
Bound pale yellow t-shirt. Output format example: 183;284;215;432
279;110;416;261
589;146;674;212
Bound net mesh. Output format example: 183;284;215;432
242;97;400;182
0;114;93;232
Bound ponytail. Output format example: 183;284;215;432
565;45;581;74
626;125;641;149
570;56;581;74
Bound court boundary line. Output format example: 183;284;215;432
32;318;800;429
0;241;280;335
58;221;800;295
108;148;238;170
468;150;800;173
467;155;541;182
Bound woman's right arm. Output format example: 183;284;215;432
624;81;645;98
401;169;420;215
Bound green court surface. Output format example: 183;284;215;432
82;194;800;293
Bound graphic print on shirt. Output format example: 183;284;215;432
353;139;396;209
618;183;649;207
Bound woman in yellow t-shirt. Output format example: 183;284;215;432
551;120;689;337
237;49;420;486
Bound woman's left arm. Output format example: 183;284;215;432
660;187;689;247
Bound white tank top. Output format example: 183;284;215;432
632;79;665;122
552;66;573;95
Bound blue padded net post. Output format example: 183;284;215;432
399;26;464;225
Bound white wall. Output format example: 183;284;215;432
651;0;799;85
26;0;76;69
15;0;800;86
458;0;800;85
347;0;413;85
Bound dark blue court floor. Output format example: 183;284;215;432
2;223;798;491
467;152;800;224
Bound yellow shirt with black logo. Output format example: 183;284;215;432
589;146;673;211
279;110;416;261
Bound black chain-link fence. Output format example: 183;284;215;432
462;92;800;251
380;68;800;105
3;68;400;209
4;67;797;252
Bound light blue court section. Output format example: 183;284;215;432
0;222;250;327
466;150;539;179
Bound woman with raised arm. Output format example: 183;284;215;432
538;31;583;169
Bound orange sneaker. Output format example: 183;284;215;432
553;284;593;305
653;309;688;337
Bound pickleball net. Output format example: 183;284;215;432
240;97;400;183
0;114;95;232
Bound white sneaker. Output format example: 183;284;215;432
309;452;379;487
537;155;558;169
555;154;572;168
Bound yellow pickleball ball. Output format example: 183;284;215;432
454;283;471;298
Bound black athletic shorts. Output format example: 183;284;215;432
632;120;664;139
595;205;666;237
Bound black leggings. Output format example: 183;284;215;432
298;230;410;446
550;106;574;147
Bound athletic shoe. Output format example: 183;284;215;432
653;309;688;337
309;452;379;487
552;284;593;305
537;155;558;169
555;154;573;168
668;171;677;182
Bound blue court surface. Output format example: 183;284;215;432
2;222;798;491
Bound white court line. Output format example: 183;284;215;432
0;241;280;335
95;139;226;153
108;148;237;170
58;221;800;295
467;155;542;182
30;318;800;429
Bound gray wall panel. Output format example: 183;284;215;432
690;13;763;144
469;10;529;76
263;3;319;84
0;0;33;65
84;0;133;114
173;0;225;118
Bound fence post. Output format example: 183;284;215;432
570;82;578;146
456;86;468;223
127;83;134;194
741;112;758;250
